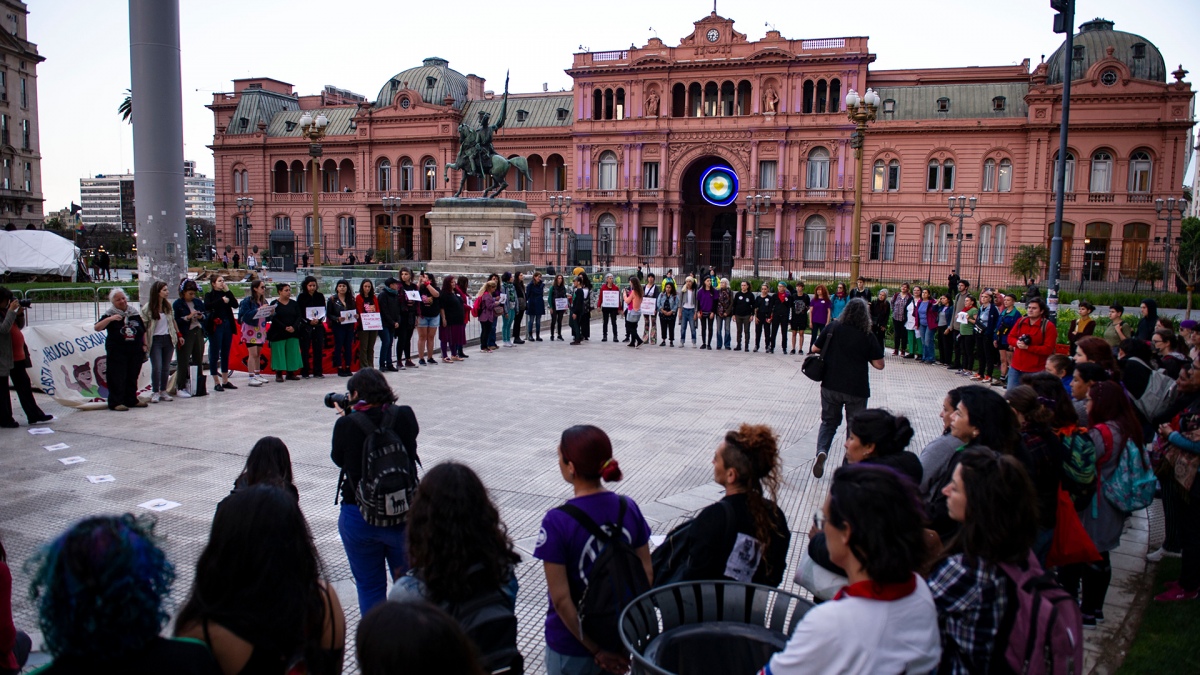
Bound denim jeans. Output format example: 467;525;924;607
680;307;697;342
544;646;604;675
208;321;233;375
149;334;174;392
715;316;732;348
338;503;408;617
502;308;515;342
921;326;938;362
1007;367;1031;392
379;324;394;368
332;323;355;368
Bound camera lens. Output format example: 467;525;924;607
324;392;349;409
17;299;31;308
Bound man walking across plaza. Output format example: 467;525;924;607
810;298;885;478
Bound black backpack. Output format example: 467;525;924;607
650;500;735;587
556;497;650;653
345;406;418;526
443;570;524;675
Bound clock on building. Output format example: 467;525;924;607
706;29;719;42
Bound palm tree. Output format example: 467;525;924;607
118;88;132;124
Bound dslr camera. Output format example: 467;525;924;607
324;392;350;410
17;298;31;308
1018;334;1033;346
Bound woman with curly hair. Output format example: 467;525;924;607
177;485;345;675
765;465;941;675
28;515;220;674
682;424;791;586
389;462;522;672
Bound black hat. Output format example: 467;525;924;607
385;276;400;287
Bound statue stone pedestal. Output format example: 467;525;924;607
424;198;536;277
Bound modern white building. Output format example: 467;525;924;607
80;161;215;230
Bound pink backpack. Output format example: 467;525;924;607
995;552;1084;675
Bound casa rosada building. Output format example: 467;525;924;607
209;13;1195;286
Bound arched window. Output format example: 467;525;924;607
289;160;306;193
872;160;885;192
983;159;996;192
399;158;414;191
1090;150;1113;193
875;159;900;192
720;81;735;117
888;160;900;191
815;80;827;113
598;151;618;190
322;159;338;192
927;159;954;192
869;222;896;261
1120;222;1152;278
688;83;702;117
806;147;830;189
1128;150;1152;193
938;223;951;262
703;82;719;117
736;81;752;115
922;223;937;262
233;169;243;194
273;215;290;231
615;88;626;120
377;159;391;191
597;213;617;256
998;159;1013;192
671;83;686;118
422;158;437;190
543;217;555;252
828;79;841;113
338;216;356;248
993;224;1007;264
603;88;613;120
1053;152;1074;193
802;81;814;114
803;215;827;261
273;161;288;193
978;223;992;264
592;89;602;121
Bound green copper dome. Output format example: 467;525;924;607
375;57;468;109
1046;19;1166;85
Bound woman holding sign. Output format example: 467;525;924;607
598;274;621;342
205;276;240;390
416;272;441;365
356;280;381;369
327;280;357;377
237;280;271;387
95;288;148;411
550;275;569;341
268;283;303;382
624;278;645;349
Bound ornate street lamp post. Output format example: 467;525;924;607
236;196;254;269
948;195;978;281
746;194;770;279
1157;197;1189;287
299;112;328;266
844;88;879;283
550;194;572;272
382;195;402;263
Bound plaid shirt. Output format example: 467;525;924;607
927;554;1009;675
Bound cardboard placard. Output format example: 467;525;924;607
601;290;619;308
340;310;357;324
360;312;383;331
305;306;326;321
555;298;569;311
405;290;421;302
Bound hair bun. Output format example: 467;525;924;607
892;415;915;451
599;458;623;483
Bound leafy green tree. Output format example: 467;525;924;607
1175;216;1200;319
1010;244;1050;285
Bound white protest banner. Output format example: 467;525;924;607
25;321;150;410
360;312;383;331
305;306;326;321
601;291;619;308
340;310;358;324
555;298;569;311
641;300;656;316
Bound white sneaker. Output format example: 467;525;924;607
151;392;160;403
1147;547;1182;562
248;377;263;387
160;392;173;402
176;389;192;398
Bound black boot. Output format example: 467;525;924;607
193;365;208;397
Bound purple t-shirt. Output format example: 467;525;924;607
534;491;652;656
810;297;831;325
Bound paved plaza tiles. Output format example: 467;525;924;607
0;324;1144;673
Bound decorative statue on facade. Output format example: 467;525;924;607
763;85;779;114
645;91;660;117
445;71;533;199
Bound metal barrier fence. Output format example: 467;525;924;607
19;286;141;325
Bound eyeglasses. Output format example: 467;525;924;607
812;512;826;530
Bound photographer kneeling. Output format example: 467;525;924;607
331;368;420;616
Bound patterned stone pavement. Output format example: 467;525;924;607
0;321;1144;673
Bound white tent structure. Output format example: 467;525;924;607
0;230;81;280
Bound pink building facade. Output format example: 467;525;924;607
209;13;1195;286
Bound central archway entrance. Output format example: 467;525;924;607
681;156;739;275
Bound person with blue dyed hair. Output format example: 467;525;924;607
27;515;220;674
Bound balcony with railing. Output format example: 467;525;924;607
1087;193;1115;203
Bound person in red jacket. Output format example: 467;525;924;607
1006;297;1058;392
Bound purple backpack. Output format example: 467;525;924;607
995;552;1084;675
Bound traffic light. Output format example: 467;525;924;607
1051;0;1073;34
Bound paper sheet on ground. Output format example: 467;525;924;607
43;443;70;451
86;475;115;483
138;499;181;512
28;427;53;435
58;456;86;465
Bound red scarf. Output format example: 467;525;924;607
833;575;917;601
777;292;788;302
